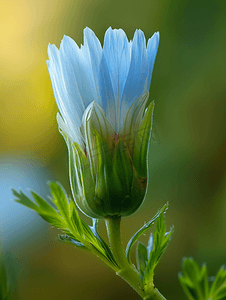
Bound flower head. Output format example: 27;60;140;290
47;27;159;218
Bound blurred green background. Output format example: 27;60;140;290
0;0;226;299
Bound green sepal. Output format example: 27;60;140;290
122;172;147;217
83;113;133;217
119;90;149;155
58;114;102;219
69;139;103;219
88;125;121;216
133;101;155;178
89;126;141;217
112;139;133;197
112;139;144;216
91;126;122;216
83;102;115;181
126;203;168;264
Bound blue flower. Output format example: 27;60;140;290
47;27;159;146
47;27;159;218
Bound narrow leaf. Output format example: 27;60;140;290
13;189;66;229
209;265;226;300
89;219;120;270
69;200;84;239
58;235;87;249
143;212;173;294
12;189;37;210
126;203;168;264
0;253;12;300
179;258;209;300
49;181;70;220
136;242;148;285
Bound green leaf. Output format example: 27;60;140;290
58;235;87;249
12;189;37;210
13;182;120;272
143;212;173;294
209;265;226;300
0;255;8;298
13;188;66;229
179;258;209;300
88;219;119;270
126;203;168;264
136;242;148;286
13;183;81;241
68;199;84;239
49;181;70;221
0;253;12;300
179;259;226;300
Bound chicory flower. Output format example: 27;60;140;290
47;27;159;218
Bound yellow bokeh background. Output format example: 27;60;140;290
0;0;226;299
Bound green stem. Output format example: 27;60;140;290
143;288;167;300
105;216;166;300
105;216;144;298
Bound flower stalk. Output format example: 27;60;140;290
105;216;145;297
105;216;166;300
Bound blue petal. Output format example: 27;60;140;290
98;54;116;131
120;29;148;130
83;27;116;130
47;43;84;145
147;32;159;89
83;27;102;104
103;27;132;131
103;28;131;100
47;27;159;140
60;36;99;111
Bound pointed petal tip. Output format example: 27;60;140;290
47;43;59;57
147;31;160;51
61;34;68;42
104;26;113;35
84;26;94;35
47;43;53;52
154;31;160;40
60;35;72;48
83;27;101;47
152;31;160;43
